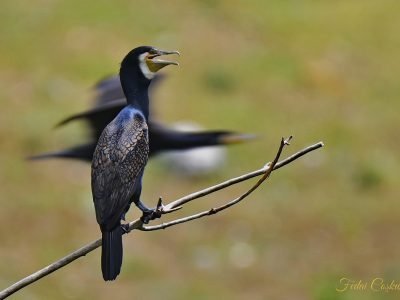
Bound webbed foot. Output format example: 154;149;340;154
138;197;164;224
140;208;162;224
121;223;130;233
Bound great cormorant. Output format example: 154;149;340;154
92;46;179;281
28;77;254;162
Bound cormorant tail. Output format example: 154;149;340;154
149;129;257;155
216;132;257;145
101;226;123;281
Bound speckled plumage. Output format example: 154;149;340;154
92;108;149;231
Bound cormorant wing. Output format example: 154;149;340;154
56;74;165;139
93;74;165;106
27;143;96;162
56;99;125;140
92;114;149;229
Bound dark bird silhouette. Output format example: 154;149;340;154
92;46;179;281
28;76;254;162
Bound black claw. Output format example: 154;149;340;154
140;208;162;224
121;224;130;233
140;209;153;224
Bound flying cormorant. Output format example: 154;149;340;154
29;77;254;162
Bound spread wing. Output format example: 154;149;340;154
91;113;149;230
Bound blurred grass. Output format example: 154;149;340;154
1;0;400;299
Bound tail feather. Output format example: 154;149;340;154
101;227;123;281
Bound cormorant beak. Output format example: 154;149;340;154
146;49;180;72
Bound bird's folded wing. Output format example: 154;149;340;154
92;118;149;229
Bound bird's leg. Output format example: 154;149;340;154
135;199;163;224
136;199;155;224
132;179;163;223
121;203;132;221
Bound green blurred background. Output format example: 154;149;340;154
1;0;399;299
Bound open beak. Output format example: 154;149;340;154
146;49;180;72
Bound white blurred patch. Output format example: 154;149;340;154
229;241;256;269
159;122;227;176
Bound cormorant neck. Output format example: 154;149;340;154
119;67;151;121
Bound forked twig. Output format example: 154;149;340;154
142;136;292;231
0;138;323;299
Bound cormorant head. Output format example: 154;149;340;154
121;46;180;81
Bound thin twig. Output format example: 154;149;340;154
164;139;323;210
143;136;292;231
0;139;323;299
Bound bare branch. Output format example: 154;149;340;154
142;136;292;231
164;139;322;210
0;240;102;300
0;139;323;299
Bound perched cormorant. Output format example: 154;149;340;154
92;46;179;281
28;77;254;162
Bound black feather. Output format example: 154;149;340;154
101;226;123;281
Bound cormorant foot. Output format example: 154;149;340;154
140;209;153;224
140;208;163;224
121;223;130;233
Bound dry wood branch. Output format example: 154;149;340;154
0;139;323;299
142;136;292;231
